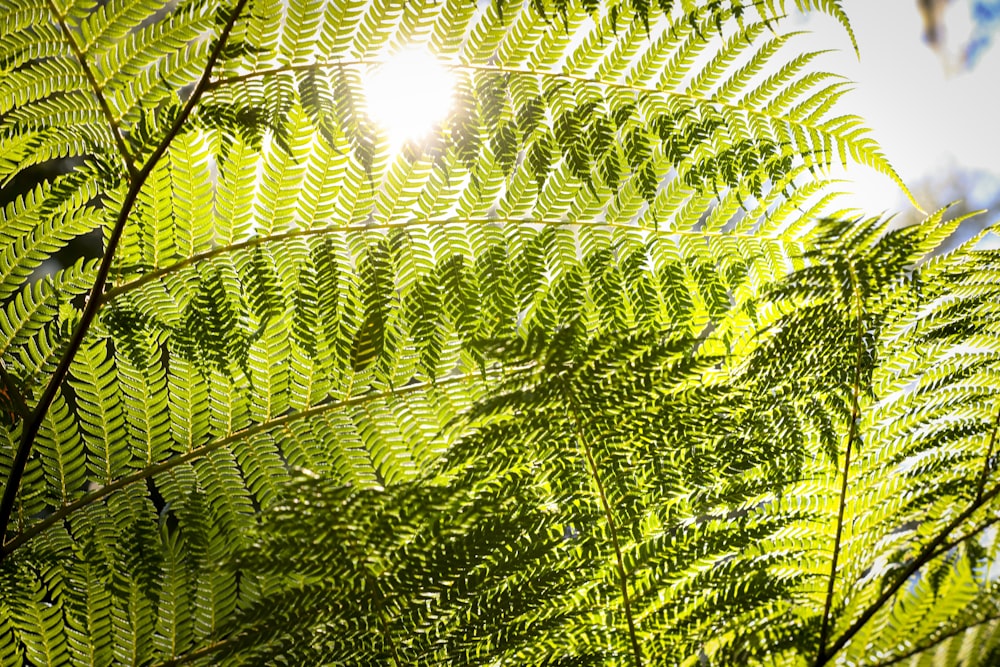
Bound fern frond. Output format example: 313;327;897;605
0;1;984;666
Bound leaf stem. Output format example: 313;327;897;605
368;570;404;667
45;0;138;178
974;404;1000;503
818;482;1000;664
929;515;1000;563
0;371;488;558
204;54;921;213
567;391;643;667
0;0;251;556
155;637;232;667
870;612;1000;667
99;217;787;305
815;264;865;665
816;402;1000;665
207;59;841;143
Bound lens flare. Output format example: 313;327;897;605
363;46;455;149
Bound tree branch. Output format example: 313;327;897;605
0;0;252;555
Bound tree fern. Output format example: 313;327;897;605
0;0;996;665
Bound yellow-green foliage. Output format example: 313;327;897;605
0;1;998;665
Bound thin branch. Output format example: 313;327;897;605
815;264;866;665
818;481;1000;665
0;0;251;555
0;363;31;421
869;612;1000;667
100;217;790;306
156;570;414;667
0;371;489;558
929;515;1000;564
566;392;644;667
155;637;231;667
45;0;138;178
816;402;1000;664
157;607;369;667
206;59;367;90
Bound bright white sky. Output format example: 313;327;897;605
798;0;1000;218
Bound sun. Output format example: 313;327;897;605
363;46;455;149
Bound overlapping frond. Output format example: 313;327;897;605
210;474;601;666
202;322;811;664
720;211;1000;666
0;0;994;666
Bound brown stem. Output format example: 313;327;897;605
817;401;1000;665
0;0;251;556
818;481;1000;665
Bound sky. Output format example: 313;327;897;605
357;1;1000;224
797;0;1000;221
